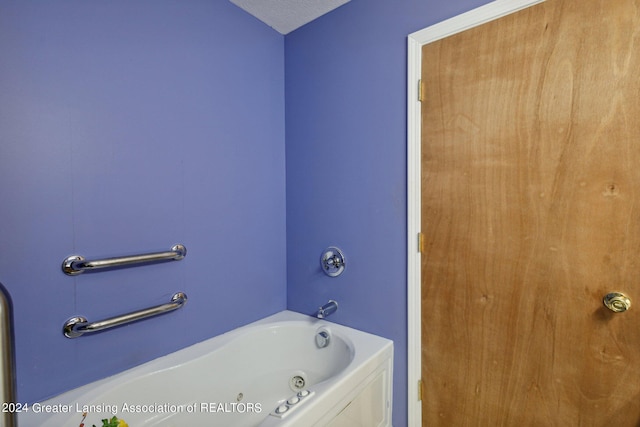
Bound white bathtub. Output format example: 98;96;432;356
20;310;393;427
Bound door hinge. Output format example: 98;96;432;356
418;378;424;401
418;79;423;102
418;232;425;253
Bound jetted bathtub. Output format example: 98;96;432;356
20;310;393;426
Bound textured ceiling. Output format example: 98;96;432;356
229;0;351;34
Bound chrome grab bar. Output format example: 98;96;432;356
63;292;187;338
0;283;16;427
62;244;187;275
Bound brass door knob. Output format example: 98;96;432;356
603;292;631;313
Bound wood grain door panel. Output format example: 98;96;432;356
421;0;640;424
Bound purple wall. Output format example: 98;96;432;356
284;0;492;426
0;1;285;403
0;0;503;424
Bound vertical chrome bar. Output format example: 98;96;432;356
0;283;16;427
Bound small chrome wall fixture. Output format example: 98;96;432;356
316;300;338;319
321;247;346;277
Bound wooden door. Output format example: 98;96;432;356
421;0;640;425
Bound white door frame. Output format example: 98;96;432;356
406;1;545;424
